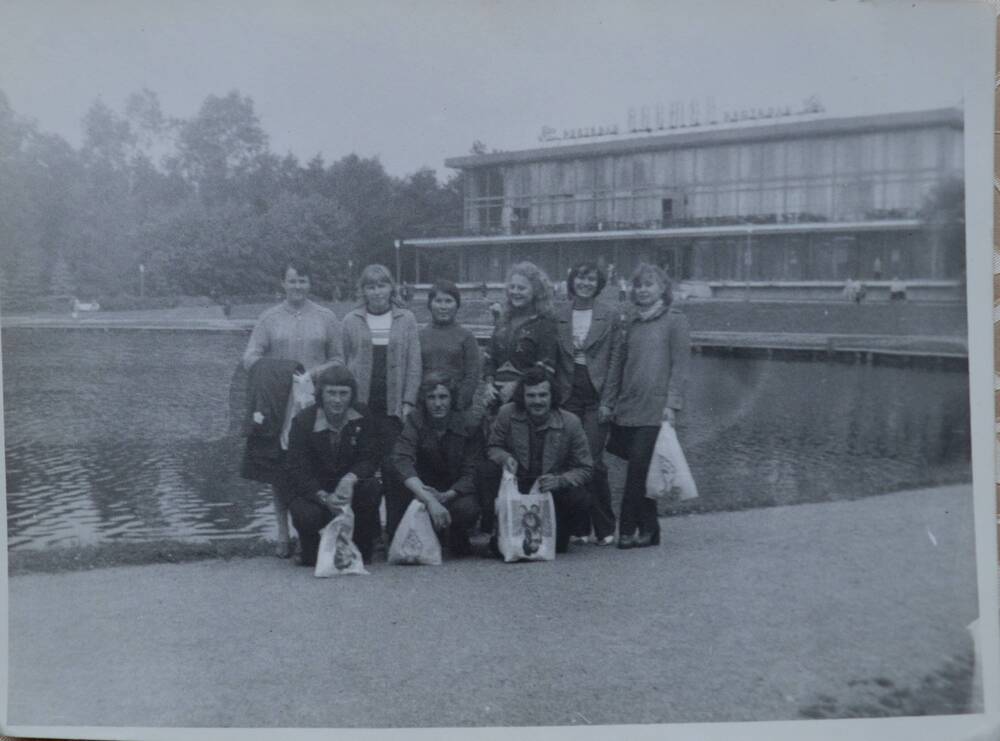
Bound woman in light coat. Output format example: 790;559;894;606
605;263;690;549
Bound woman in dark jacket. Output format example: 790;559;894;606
555;261;622;546
284;365;381;565
483;261;558;404
605;263;691;549
386;371;483;556
479;261;557;530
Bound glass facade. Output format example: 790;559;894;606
438;111;964;283
463;127;961;234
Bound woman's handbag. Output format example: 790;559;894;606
495;470;556;562
314;506;369;577
605;423;633;460
387;500;443;565
645;421;698;502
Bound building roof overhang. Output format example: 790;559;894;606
405;219;925;249
445;108;963;170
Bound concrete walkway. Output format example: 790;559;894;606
7;485;981;728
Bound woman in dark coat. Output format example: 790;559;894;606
555;261;622;546
386;371;483;556
605;263;691;549
480;261;557;530
483;261;558;398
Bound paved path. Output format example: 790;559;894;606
7;485;980;728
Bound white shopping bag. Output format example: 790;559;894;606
387;500;443;565
314;506;368;577
280;372;315;450
645;421;698;501
495;470;556;562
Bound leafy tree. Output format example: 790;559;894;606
176;91;268;204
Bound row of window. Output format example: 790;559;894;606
465;176;942;231
446;230;960;283
469;128;961;199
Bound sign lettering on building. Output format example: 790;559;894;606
538;96;824;143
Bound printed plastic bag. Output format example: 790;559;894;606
314;506;368;577
495;470;556;562
645;421;698;501
387;499;442;565
280;371;316;450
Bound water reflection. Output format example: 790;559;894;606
2;327;972;549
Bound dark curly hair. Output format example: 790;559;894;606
566;261;607;298
512;364;560;412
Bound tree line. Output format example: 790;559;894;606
0;89;463;310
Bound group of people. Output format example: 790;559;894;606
241;255;690;566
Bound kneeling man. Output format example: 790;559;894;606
485;366;593;553
285;365;380;565
386;371;483;556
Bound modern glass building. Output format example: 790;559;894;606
407;108;963;296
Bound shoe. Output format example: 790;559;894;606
595;535;615;547
632;530;661;548
275;539;292;559
569;535;591;546
617;534;636;549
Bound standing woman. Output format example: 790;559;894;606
606;263;690;549
242;258;344;558
480;261;557;531
484;261;558;397
420;280;482;411
341;264;422;504
555;261;621;546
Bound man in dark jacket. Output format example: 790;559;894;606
386;371;483;556
484;366;593;554
285;365;380;565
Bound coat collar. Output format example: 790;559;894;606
313;407;363;432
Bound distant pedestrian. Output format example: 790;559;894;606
890;276;907;301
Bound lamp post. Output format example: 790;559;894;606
139;263;145;298
394;239;402;284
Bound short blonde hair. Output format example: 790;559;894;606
630;263;673;305
357;264;399;306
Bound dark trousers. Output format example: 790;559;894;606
615;425;660;538
288;477;380;565
478;460;589;552
564;375;617;540
384;479;481;553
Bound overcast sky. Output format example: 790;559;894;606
0;0;989;178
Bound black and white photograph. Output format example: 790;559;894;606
1;1;998;739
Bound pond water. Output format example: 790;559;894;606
3;327;972;550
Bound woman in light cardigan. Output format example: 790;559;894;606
340;264;422;512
